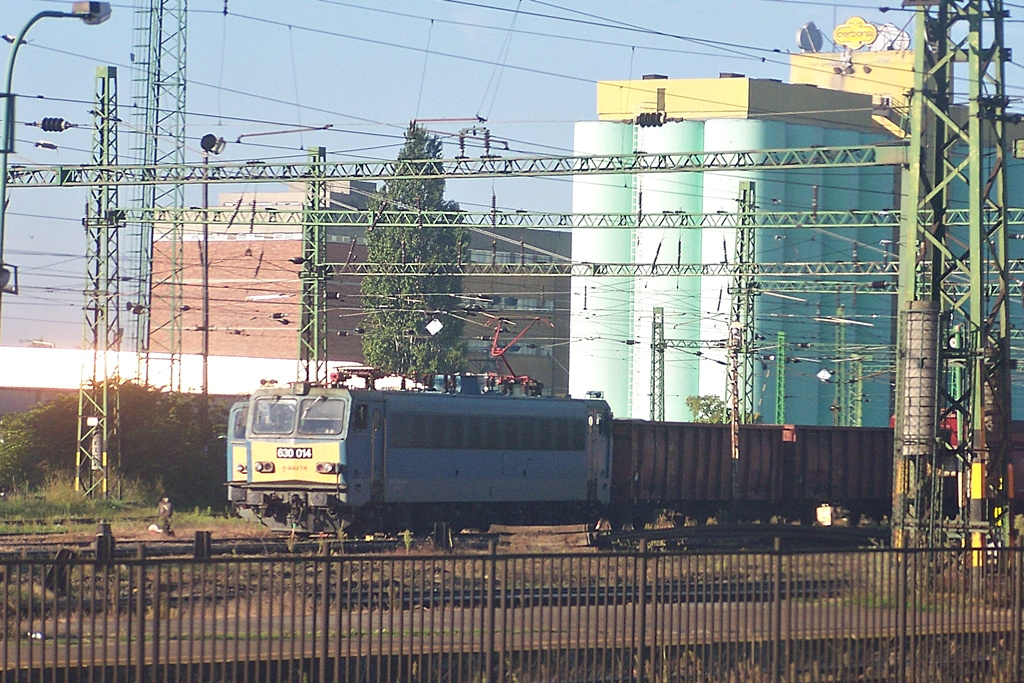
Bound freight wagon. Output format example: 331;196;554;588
611;420;894;524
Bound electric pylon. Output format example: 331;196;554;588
76;66;121;498
893;0;1012;549
650;306;665;421
127;0;187;388
299;147;329;384
728;181;757;423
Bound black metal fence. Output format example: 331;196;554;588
2;540;1022;682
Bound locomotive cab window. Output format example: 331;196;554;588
298;397;347;436
252;397;298;435
230;404;248;440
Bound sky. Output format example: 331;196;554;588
3;0;1024;349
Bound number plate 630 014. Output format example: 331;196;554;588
276;447;313;459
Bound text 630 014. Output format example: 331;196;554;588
276;447;313;459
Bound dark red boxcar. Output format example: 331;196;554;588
611;420;894;515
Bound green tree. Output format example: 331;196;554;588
361;123;467;376
0;394;78;489
115;382;229;507
685;394;727;424
0;381;230;508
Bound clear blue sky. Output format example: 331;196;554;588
3;0;1023;347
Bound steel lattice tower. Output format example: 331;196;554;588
728;181;757;424
893;0;1012;549
650;306;665;421
774;331;786;424
76;66;121;498
299;147;330;384
127;0;186;389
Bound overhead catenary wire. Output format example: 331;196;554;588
414;19;434;121
2;43;966;214
6;2;1015;370
13;4;1023;162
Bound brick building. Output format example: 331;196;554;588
150;182;571;395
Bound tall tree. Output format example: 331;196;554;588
361;123;467;376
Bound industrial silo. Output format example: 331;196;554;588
631;121;705;421
699;119;790;420
1008;157;1024;419
826;126;897;427
569;121;634;417
778;123;833;426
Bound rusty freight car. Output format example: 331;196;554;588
610;421;894;523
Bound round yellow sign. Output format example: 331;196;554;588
833;17;878;50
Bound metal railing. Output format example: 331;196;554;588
2;539;1022;682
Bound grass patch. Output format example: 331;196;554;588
0;479;276;540
0;478;250;536
0;478;135;521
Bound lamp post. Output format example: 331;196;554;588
0;2;111;344
199;133;225;402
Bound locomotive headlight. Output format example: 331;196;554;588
254;461;275;473
235;464;247;474
316;462;339;475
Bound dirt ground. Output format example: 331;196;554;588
0;515;276;552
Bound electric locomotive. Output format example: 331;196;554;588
227;381;614;533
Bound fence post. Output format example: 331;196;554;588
649;541;658;677
193;531;212;560
772;537;782;683
896;548;908;683
95;522;114;561
319;543;331;683
151;545;161;678
94;527;114;563
637;538;648;683
1013;544;1022;681
134;544;146;683
485;539;497;683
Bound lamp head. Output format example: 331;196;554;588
71;2;112;25
0;264;16;294
201;134;227;155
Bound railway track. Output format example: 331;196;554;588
0;522;886;561
0;527;504;560
3;593;1015;682
286;576;852;611
0;514;153;531
594;522;890;551
0;535;413;560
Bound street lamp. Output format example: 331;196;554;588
199;133;225;402
0;2;111;343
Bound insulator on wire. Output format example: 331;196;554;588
40;117;72;132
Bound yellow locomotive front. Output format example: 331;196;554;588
230;384;353;532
